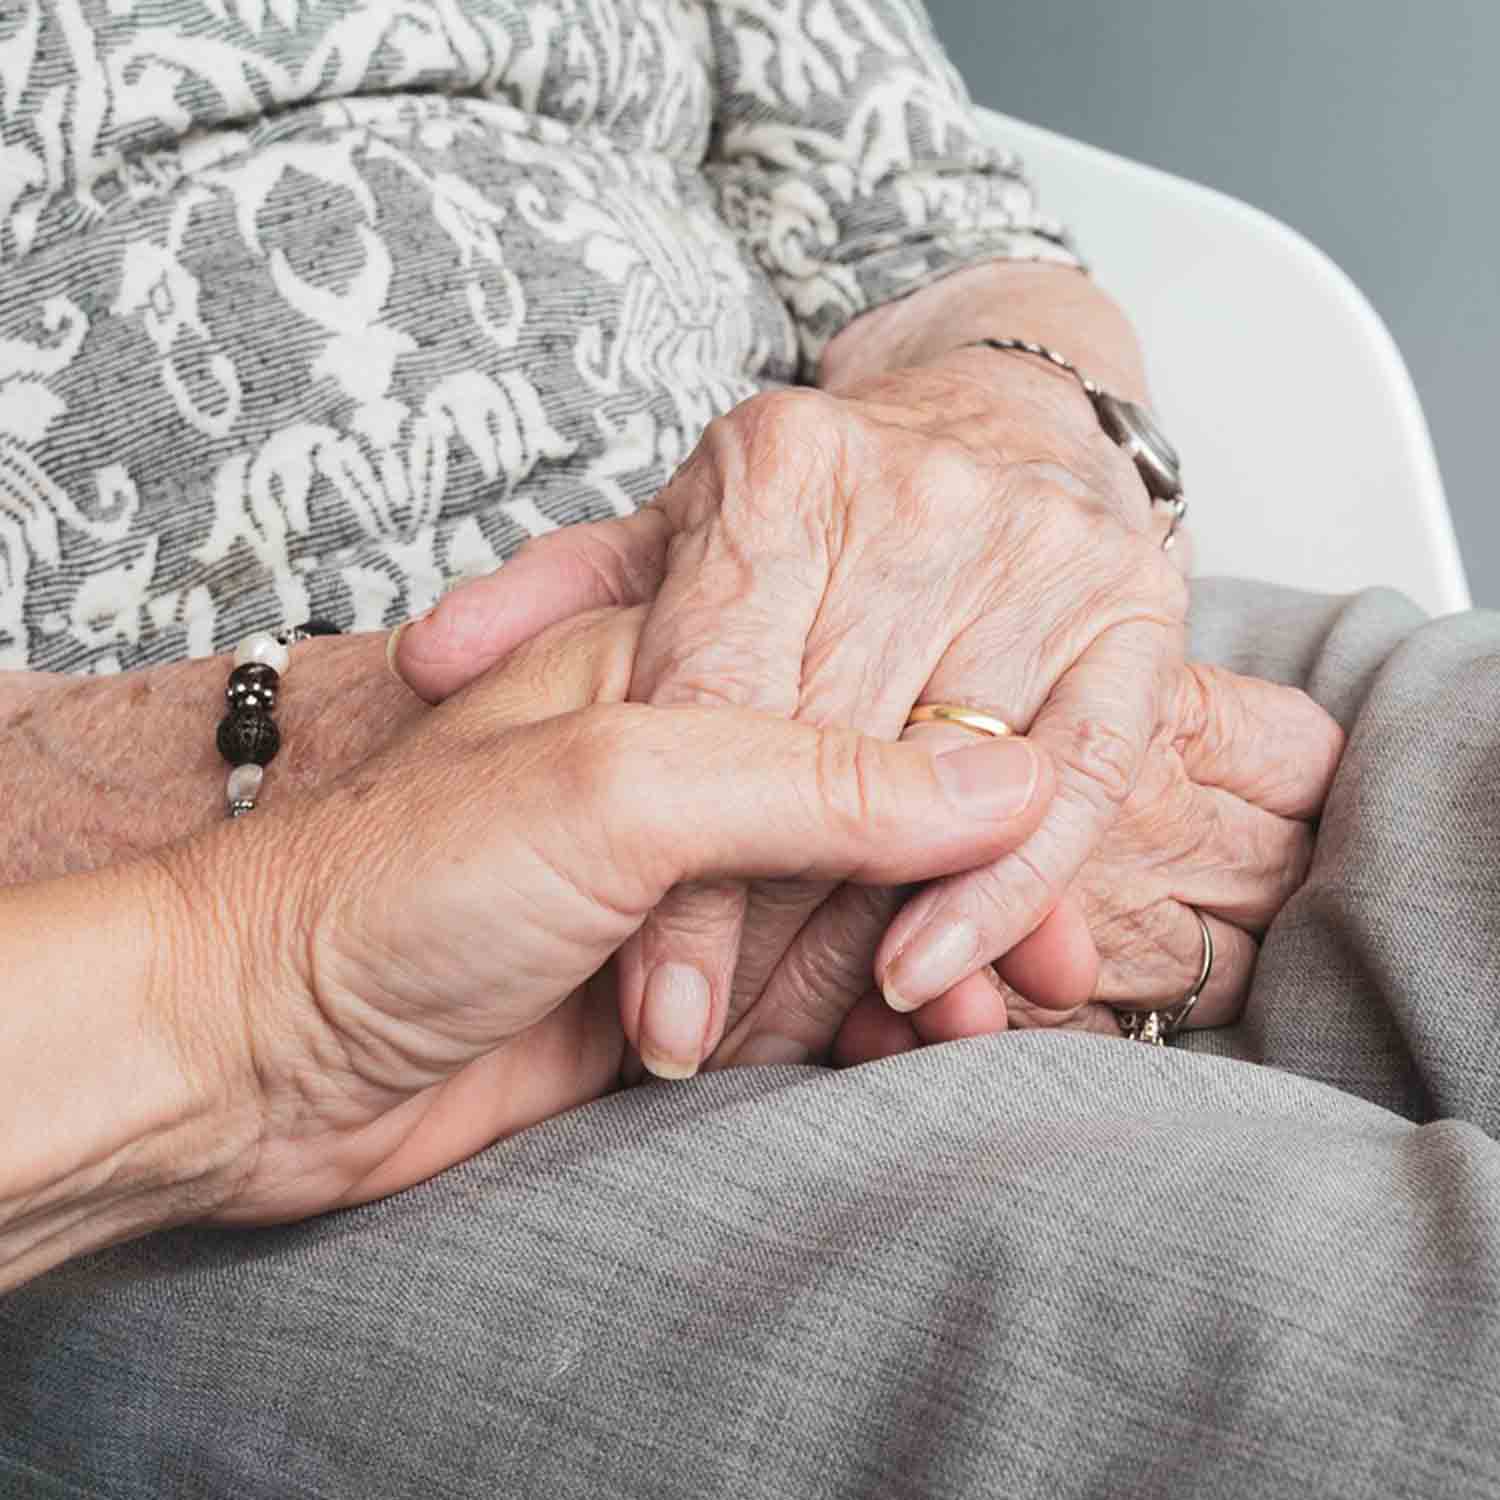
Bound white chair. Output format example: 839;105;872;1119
978;109;1472;616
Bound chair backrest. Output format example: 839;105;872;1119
978;109;1472;615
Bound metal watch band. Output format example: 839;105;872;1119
964;337;1188;550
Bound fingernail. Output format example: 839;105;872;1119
883;919;980;1013
640;963;711;1080
732;1036;810;1068
385;620;412;682
934;737;1038;819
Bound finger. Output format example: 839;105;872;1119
832;992;921;1068
718;715;1030;1069
454;605;646;727
1093;903;1257;1031
991;893;1100;1009
710;883;904;1069
723;875;1088;1066
909;966;1009;1045
554;712;1054;1078
1159;782;1318;935
877;618;1172;1013
617;483;838;1076
1172;664;1345;820
393;510;670;702
901;718;1099;1012
724;875;846;1026
379;705;1056;1067
618;879;747;1077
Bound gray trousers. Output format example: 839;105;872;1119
3;580;1499;1499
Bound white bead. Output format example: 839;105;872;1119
226;764;264;806
234;632;290;675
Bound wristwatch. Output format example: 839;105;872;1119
966;338;1188;549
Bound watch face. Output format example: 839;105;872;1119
1095;395;1182;500
1129;404;1180;471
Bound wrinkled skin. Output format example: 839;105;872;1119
397;361;1199;1074
191;605;1055;1224
391;600;1343;1079
831;660;1344;1062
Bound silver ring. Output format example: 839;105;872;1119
1115;908;1214;1046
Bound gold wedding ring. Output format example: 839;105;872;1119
905;703;1015;740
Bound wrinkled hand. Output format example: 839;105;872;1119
194;607;1053;1224
394;356;1187;1076
830;663;1346;1062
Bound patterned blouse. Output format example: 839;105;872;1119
0;0;1076;674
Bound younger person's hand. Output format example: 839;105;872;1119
181;608;1054;1223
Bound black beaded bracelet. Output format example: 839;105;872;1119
218;620;341;818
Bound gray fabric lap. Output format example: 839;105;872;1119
4;1037;1499;1499
1186;578;1500;1131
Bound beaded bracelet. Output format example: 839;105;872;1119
217;620;341;818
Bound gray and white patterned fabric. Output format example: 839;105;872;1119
0;0;1077;675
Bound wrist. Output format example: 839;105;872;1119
0;855;264;1289
838;347;1156;533
820;260;1150;404
0;632;425;884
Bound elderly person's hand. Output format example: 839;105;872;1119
1;603;1059;1287
393;567;1341;1070
825;663;1346;1063
394;334;1186;1078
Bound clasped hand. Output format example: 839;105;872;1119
180;605;1054;1224
395;361;1341;1076
195;602;1335;1225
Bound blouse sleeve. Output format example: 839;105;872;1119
701;0;1085;375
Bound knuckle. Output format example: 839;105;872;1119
712;388;839;476
1058;712;1141;813
705;389;850;533
1156;552;1192;621
812;726;884;845
776;888;895;1032
967;840;1060;931
648;638;795;713
1028;483;1107;557
747;878;830;924
1072;511;1190;616
587;605;646;704
566;526;643;605
782;939;865;1029
734;386;838;446
651;671;752;712
650;882;745;942
1179;661;1217;733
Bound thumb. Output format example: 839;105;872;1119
393;510;671;703
539;706;1055;1076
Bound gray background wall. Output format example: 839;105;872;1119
924;0;1497;606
